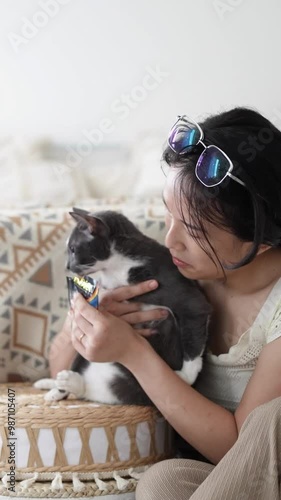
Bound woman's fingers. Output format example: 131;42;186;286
100;280;158;304
135;328;158;338
98;281;162;320
122;308;169;325
70;293;147;365
71;312;92;339
99;300;142;317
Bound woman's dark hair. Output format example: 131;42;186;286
162;107;281;269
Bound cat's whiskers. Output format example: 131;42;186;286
76;263;100;276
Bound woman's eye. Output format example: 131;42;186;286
186;227;204;240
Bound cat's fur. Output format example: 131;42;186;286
35;207;211;406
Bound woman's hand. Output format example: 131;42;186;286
70;293;147;365
99;279;168;327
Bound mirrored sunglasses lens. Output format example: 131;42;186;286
169;121;201;153
196;146;230;186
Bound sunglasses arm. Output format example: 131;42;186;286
227;172;246;187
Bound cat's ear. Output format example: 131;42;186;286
69;212;109;237
69;207;90;229
72;207;89;216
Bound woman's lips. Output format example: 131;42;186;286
172;256;188;268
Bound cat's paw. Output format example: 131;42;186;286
33;378;56;390
175;357;203;385
44;387;68;401
56;370;85;398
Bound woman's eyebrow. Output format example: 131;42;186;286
162;192;205;233
182;221;204;233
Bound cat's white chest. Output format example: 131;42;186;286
90;250;143;289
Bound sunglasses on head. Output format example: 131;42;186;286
167;115;246;188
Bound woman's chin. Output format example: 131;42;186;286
176;265;197;279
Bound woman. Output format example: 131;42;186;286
50;107;281;499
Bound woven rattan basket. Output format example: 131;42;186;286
0;383;175;497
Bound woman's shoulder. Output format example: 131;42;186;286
249;277;281;345
263;278;281;344
205;277;281;364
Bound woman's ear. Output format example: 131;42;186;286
257;243;272;255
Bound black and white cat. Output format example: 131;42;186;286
35;207;211;406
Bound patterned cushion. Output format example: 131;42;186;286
0;199;166;383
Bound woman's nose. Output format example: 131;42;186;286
165;225;185;252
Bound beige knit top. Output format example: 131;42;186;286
194;278;281;413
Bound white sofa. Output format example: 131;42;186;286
0;138;168;499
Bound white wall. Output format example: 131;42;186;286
0;0;281;144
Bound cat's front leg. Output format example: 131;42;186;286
175;356;203;385
44;387;69;401
34;377;67;401
34;378;56;390
55;370;86;398
43;370;86;401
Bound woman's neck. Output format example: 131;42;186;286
218;248;281;293
213;247;281;295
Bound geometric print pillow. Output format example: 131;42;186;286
0;209;73;383
0;199;166;383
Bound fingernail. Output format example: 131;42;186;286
161;310;169;317
151;329;158;334
149;280;158;289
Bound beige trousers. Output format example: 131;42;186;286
136;397;281;500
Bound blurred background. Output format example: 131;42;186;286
0;0;281;207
